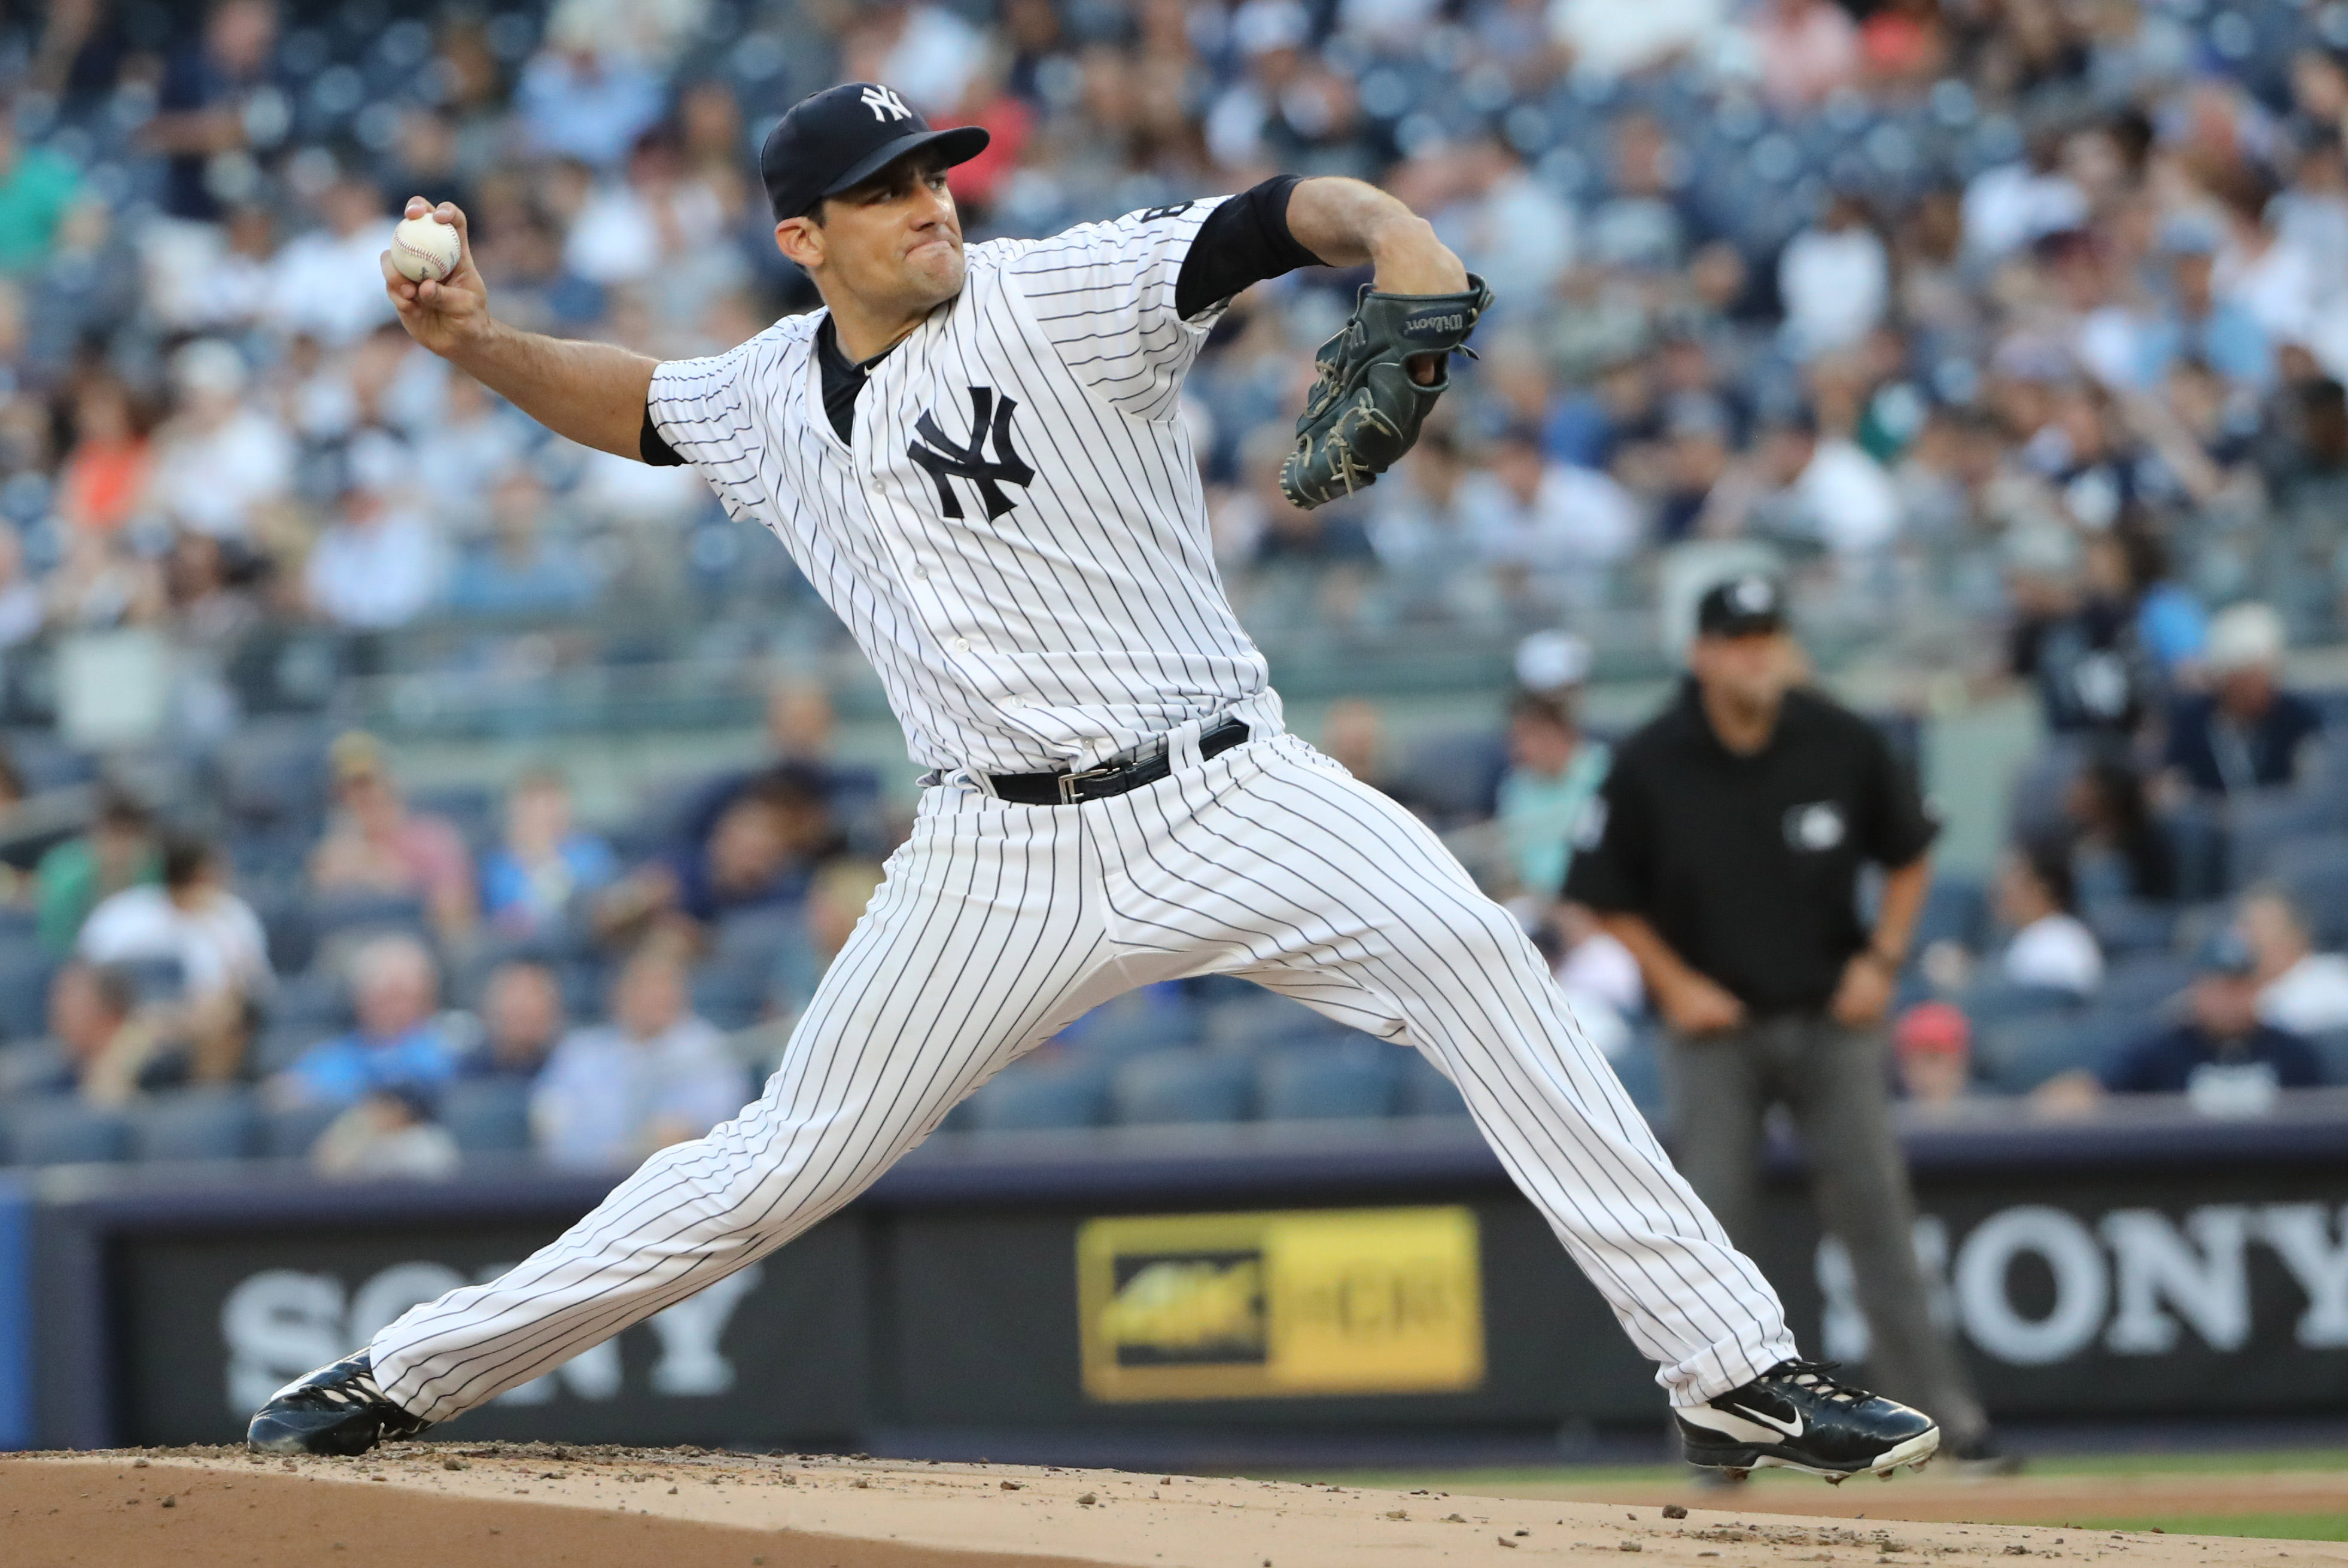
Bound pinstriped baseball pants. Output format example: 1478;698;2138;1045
370;726;1796;1423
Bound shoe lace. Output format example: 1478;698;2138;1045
1766;1359;1867;1405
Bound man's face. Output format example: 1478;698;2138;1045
357;955;434;1040
1899;1049;1968;1106
1508;713;1577;777
1689;630;1796;713
2217;665;2277;718
486;966;561;1064
778;155;965;315
51;970;118;1062
2238;896;2308;976
2190;972;2261;1040
615;957;687;1039
708;799;787;892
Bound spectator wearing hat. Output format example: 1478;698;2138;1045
2040;931;2322;1111
2162;602;2320;797
1569;573;2002;1464
2239;885;2348;1036
1496;690;1611;900
1893;1001;1973;1108
309;735;477;944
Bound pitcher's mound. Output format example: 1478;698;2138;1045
0;1444;2309;1568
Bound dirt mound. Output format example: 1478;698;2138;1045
3;1447;2325;1568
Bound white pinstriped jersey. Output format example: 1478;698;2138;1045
648;196;1272;776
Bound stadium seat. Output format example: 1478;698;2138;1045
1257;1043;1400;1121
2269;836;2348;949
1956;981;2082;1028
1978;1012;2140;1095
4;1098;130;1166
269;970;352;1034
2097;952;2196;1015
440;1079;533;1155
691;963;773;1032
1203;991;1337;1053
1067;985;1203;1057
0;944;51;1043
1111;1049;1255;1125
1397;1051;1471;1118
964;1059;1109;1131
1911;876;1988;956
308;891;432;946
131;1086;261;1163
2084;899;2179;959
2309;1029;2348;1088
2233;794;2338;889
2161;805;2228;903
1607;1030;1669;1122
259;1100;342;1160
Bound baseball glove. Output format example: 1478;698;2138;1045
1278;273;1494;509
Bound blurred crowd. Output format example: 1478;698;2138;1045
0;0;2343;1167
0;0;2345;689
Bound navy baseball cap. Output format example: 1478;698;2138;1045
759;81;989;222
1696;574;1787;638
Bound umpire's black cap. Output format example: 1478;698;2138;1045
1695;574;1789;638
759;82;989;222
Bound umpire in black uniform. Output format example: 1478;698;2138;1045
1565;574;1999;1465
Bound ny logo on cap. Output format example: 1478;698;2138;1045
860;84;912;121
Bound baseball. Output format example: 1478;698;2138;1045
389;214;461;283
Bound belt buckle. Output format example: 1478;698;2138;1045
1057;763;1120;803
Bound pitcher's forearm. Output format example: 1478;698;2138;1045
1285;176;1468;294
446;320;658;461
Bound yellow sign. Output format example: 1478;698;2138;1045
1076;1206;1485;1402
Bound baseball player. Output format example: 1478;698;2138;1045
249;81;1938;1482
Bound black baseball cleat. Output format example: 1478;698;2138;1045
246;1353;432;1456
1677;1360;1939;1482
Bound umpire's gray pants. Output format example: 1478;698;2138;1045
1662;1015;1989;1446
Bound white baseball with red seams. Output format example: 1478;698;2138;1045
389;215;461;282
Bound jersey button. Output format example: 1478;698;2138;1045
947;636;971;653
912;565;929;581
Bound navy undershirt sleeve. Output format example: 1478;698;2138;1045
641;409;685;466
1174;175;1324;321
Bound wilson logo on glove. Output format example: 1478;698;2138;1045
1279;275;1493;511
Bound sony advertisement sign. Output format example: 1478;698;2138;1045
90;1167;2348;1446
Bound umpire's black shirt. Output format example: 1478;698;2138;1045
1564;680;1937;1016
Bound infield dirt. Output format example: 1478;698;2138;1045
4;1444;2338;1568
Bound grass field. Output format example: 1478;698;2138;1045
1255;1449;2348;1542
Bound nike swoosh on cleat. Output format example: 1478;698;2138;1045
1726;1402;1804;1438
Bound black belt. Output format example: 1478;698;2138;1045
990;718;1250;805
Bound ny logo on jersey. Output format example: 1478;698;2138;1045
860;85;912;121
910;387;1036;520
